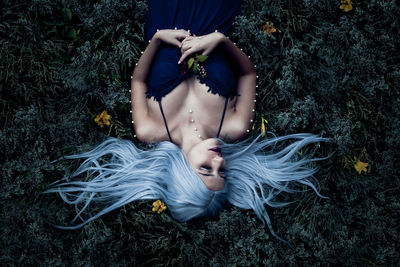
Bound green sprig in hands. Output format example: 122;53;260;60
182;54;208;78
154;29;226;78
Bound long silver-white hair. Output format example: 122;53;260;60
44;133;330;247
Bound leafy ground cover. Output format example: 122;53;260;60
1;0;399;265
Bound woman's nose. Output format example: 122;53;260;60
212;155;225;167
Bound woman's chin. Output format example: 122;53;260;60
202;137;220;146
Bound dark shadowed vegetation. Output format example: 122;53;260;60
1;0;399;265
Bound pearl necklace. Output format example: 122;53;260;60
188;108;203;139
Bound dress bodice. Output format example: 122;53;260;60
144;0;242;101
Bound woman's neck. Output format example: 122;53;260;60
176;123;209;154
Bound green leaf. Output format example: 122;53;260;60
188;57;194;69
196;55;208;62
49;25;57;33
42;21;56;26
193;62;199;73
62;8;72;21
66;28;77;40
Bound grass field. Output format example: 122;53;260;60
1;0;399;265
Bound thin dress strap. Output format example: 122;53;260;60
158;101;173;142
216;98;229;138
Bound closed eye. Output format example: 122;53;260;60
200;165;211;171
198;166;226;179
198;172;226;180
198;170;226;180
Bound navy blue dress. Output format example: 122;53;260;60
145;0;242;101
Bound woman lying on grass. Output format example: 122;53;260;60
46;0;330;248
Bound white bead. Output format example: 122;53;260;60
156;29;160;31
131;121;134;124
189;109;193;113
256;75;259;78
246;129;250;133
256;85;258;88
250;120;253;122
190;119;195;123
135;63;138;66
194;127;197;131
248;55;251;58
253;99;256;102
215;29;218;32
254;65;257;68
148;40;151;43
141;51;143;54
234;42;236;45
240;48;243;51
134;135;137;138
130;76;133;79
174;27;177;30
188;29;190;33
129;100;132;103
226;36;229;39
130;110;132;113
129;90;131;92
252;109;255;112
198;134;201;138
256;93;258;96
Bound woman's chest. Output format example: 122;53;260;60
146;76;236;136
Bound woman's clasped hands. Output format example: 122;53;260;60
153;29;224;64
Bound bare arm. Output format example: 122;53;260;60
131;29;190;141
217;33;257;122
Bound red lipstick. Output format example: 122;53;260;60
209;147;222;155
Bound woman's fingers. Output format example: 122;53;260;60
177;34;211;64
155;29;190;47
180;46;186;55
170;29;191;47
179;40;197;63
177;30;191;39
178;48;196;64
180;36;194;48
180;41;192;54
183;36;195;42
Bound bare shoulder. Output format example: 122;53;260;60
219;115;252;142
134;117;167;143
219;72;256;141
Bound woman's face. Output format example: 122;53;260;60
186;138;226;192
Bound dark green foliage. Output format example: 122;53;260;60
1;0;399;265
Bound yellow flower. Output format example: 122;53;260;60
94;110;111;128
354;159;368;174
261;117;268;137
262;22;278;36
152;199;167;214
340;0;353;12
